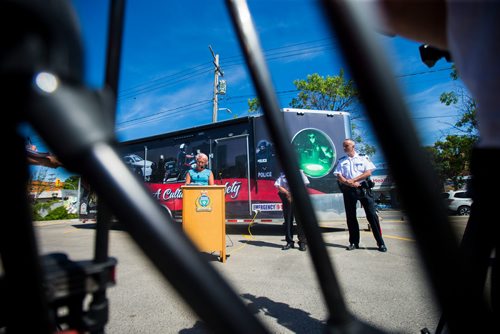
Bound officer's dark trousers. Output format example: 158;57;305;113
279;193;306;245
342;187;384;246
279;192;294;243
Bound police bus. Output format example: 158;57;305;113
119;108;352;224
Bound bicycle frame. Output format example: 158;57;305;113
1;0;496;333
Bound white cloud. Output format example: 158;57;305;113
115;77;214;140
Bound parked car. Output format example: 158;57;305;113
122;154;155;181
442;190;472;215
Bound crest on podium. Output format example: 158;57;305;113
195;191;212;212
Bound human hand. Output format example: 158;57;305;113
345;179;355;187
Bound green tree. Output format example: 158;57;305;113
63;175;80;190
426;135;475;190
247;97;260;114
429;66;478;189
439;66;478;136
289;71;358;111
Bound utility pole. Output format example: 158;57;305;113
209;45;224;123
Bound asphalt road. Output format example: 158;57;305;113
35;211;468;333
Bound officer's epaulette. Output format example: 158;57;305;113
338;155;347;161
359;153;371;161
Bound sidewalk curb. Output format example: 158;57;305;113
33;219;82;227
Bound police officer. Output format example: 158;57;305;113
334;139;387;252
274;170;310;251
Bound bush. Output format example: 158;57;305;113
44;206;78;220
32;201;78;221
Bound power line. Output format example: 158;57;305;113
115;87;303;130
396;67;453;78
119;61;212;95
115;36;455;130
118;67;212;100
118;39;338;100
127;63;452;122
116;35;452;101
116;74;459;131
119;70;457;127
117;99;212;125
355;113;462;122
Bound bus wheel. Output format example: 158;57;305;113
160;205;176;224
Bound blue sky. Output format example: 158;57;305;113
27;0;465;180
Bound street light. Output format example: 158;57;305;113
218;107;232;114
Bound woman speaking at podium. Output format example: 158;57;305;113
185;153;215;186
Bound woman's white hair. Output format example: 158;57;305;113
196;153;208;161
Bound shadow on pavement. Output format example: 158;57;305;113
71;222;98;230
227;223;345;236
71;222;129;232
323;242;350;250
177;293;324;333
178;321;209;333
238;239;282;249
226;223;282;236
198;252;222;262
323;242;382;251
242;293;324;332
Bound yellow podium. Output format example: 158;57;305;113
181;185;226;262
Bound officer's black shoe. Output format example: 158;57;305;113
378;245;387;252
298;243;307;252
282;242;294;250
346;244;358;251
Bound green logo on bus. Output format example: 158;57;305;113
292;129;336;178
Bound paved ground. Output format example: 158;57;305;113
35;211;469;333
